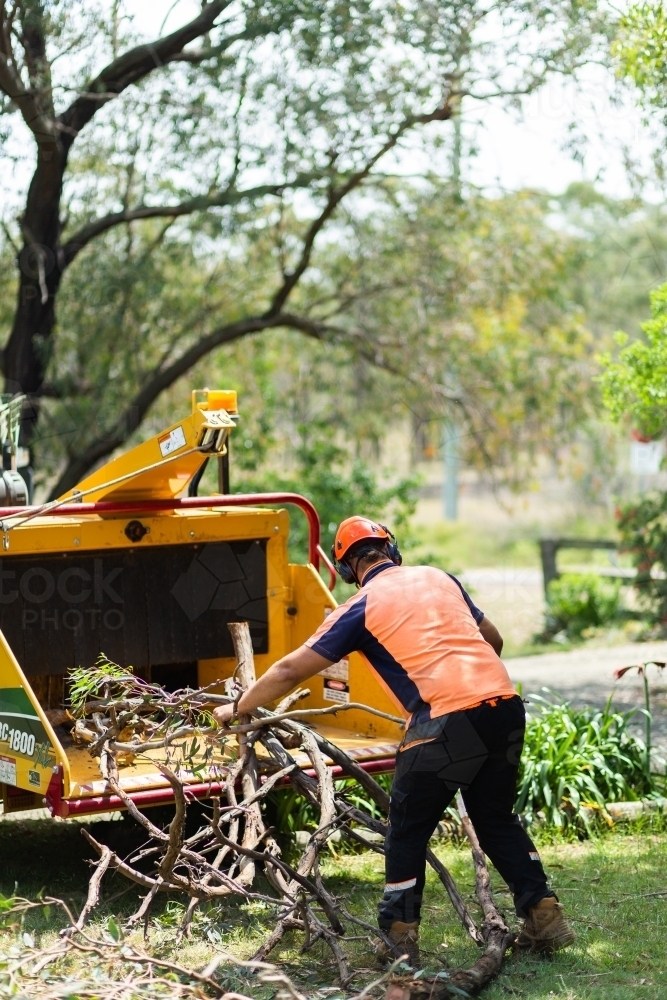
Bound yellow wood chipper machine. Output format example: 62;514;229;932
0;390;402;818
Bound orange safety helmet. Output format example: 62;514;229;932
331;516;401;584
333;516;390;560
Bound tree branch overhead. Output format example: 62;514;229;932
0;0;606;484
58;1;233;146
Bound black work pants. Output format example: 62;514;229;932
378;695;552;927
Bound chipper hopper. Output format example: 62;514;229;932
0;390;402;818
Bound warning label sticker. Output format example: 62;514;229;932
0;754;17;785
319;659;349;682
323;678;350;704
158;425;187;457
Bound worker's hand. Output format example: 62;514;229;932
212;703;236;728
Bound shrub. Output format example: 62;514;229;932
516;693;652;831
616;492;667;626
544;572;621;638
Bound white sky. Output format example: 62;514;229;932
465;69;655;198
0;0;656;212
128;0;656;201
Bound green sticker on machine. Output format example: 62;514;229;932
0;687;52;762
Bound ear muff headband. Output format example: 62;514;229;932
329;542;359;584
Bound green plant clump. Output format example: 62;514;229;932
516;694;653;831
616;491;667;626
266;773;393;836
543;572;621;639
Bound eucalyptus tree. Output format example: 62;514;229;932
0;0;605;493
45;183;595;501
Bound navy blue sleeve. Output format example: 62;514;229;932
447;573;484;624
308;595;369;662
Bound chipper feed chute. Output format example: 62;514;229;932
0;390;402;818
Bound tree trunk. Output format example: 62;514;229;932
2;0;231;444
5;137;69;443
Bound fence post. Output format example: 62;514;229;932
539;539;559;596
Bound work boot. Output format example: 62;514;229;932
515;897;576;953
376;921;420;967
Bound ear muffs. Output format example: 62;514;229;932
336;558;358;585
330;542;359;584
378;524;403;566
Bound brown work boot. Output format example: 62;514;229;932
516;897;576;953
376;921;420;967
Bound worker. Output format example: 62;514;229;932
213;516;575;964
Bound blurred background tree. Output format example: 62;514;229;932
614;2;667;113
27;181;597;495
5;174;667;513
0;0;609;496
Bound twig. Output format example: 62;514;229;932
63;845;112;936
105;699;403;753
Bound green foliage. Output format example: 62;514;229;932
614;2;667;109
318;186;597;490
543;572;622;639
106;915;122;942
266;786;317;835
23;178;601;497
68;656;137;716
269;696;654;842
557;184;667;343
67;657;221;775
598;283;667;438
233;437;419;564
517;694;653;831
596;281;667;627
1;0;609;494
616;490;667;625
34;219;272;490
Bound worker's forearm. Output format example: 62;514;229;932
236;663;300;714
235;646;332;715
479;615;503;656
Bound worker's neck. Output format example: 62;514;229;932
358;558;394;585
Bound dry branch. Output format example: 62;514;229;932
40;624;520;999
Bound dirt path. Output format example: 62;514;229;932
505;641;667;756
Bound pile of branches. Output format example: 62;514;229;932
0;895;403;1000
14;623;516;999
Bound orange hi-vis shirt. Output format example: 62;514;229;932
305;562;516;727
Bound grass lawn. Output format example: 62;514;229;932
1;812;666;999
